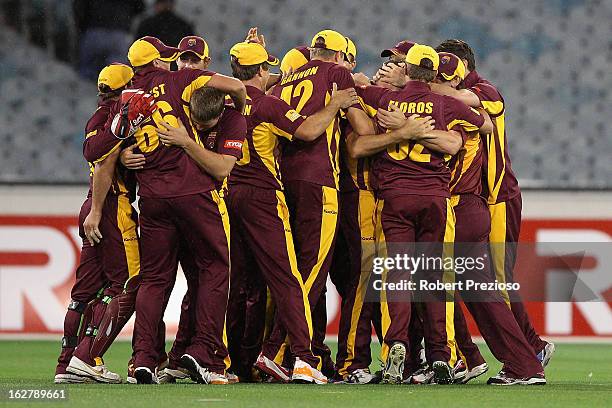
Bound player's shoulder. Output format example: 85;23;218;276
328;62;353;77
469;75;503;101
221;105;244;120
173;68;217;84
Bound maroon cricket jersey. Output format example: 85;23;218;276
129;66;221;198
198;106;246;159
82;98;136;201
229;85;305;190
359;81;484;198
449;131;483;196
338;119;373;192
464;70;520;204
271;59;361;189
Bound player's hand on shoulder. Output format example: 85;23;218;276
120;143;146;170
352;72;371;87
331;82;359;109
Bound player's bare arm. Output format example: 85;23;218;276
294;83;359;141
477;107;494;134
346;115;435;158
83;148;121;245
430;83;481;108
377;106;462;155
156;119;238;180
417;130;463;155
120;143;146;170
206;74;247;113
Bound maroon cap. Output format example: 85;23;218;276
381;40;416;58
178;35;209;59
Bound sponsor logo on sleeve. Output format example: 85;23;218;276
224;140;243;150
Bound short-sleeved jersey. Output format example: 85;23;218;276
464;70;520;204
449;130;483;196
82;98;135;201
130;66;221;198
359;81;485;198
271;59;361;189
229;85;305;190
198;107;246;158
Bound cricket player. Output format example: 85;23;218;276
431;39;554;369
261;29;373;374
332;37;382;384
351;44;491;384
225;40;359;384
381;52;546;385
124;36;246;384
374;40;555;370
55;63;153;384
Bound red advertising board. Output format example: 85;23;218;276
0;215;610;338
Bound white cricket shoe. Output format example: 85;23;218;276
180;354;228;384
537;342;556;368
459;362;489;384
158;366;190;383
54;372;94;384
67;356;121;384
342;368;379;384
254;352;291;383
291;358;328;384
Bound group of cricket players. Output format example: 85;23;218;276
53;26;556;387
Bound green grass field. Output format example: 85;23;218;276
0;341;611;408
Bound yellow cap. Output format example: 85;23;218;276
310;29;347;52
280;46;310;74
98;63;134;90
230;42;279;66
346;37;357;60
128;36;180;67
406;44;439;71
438;52;466;81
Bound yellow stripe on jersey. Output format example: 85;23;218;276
269;123;294;141
323;91;340;190
86;130;97;139
116;195;140;278
481;100;504;116
446;118;480;133
93;140;122;164
358;96;378;117
450;132;479;192
252;122;284;188
181;75;213;103
487;114;507;204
